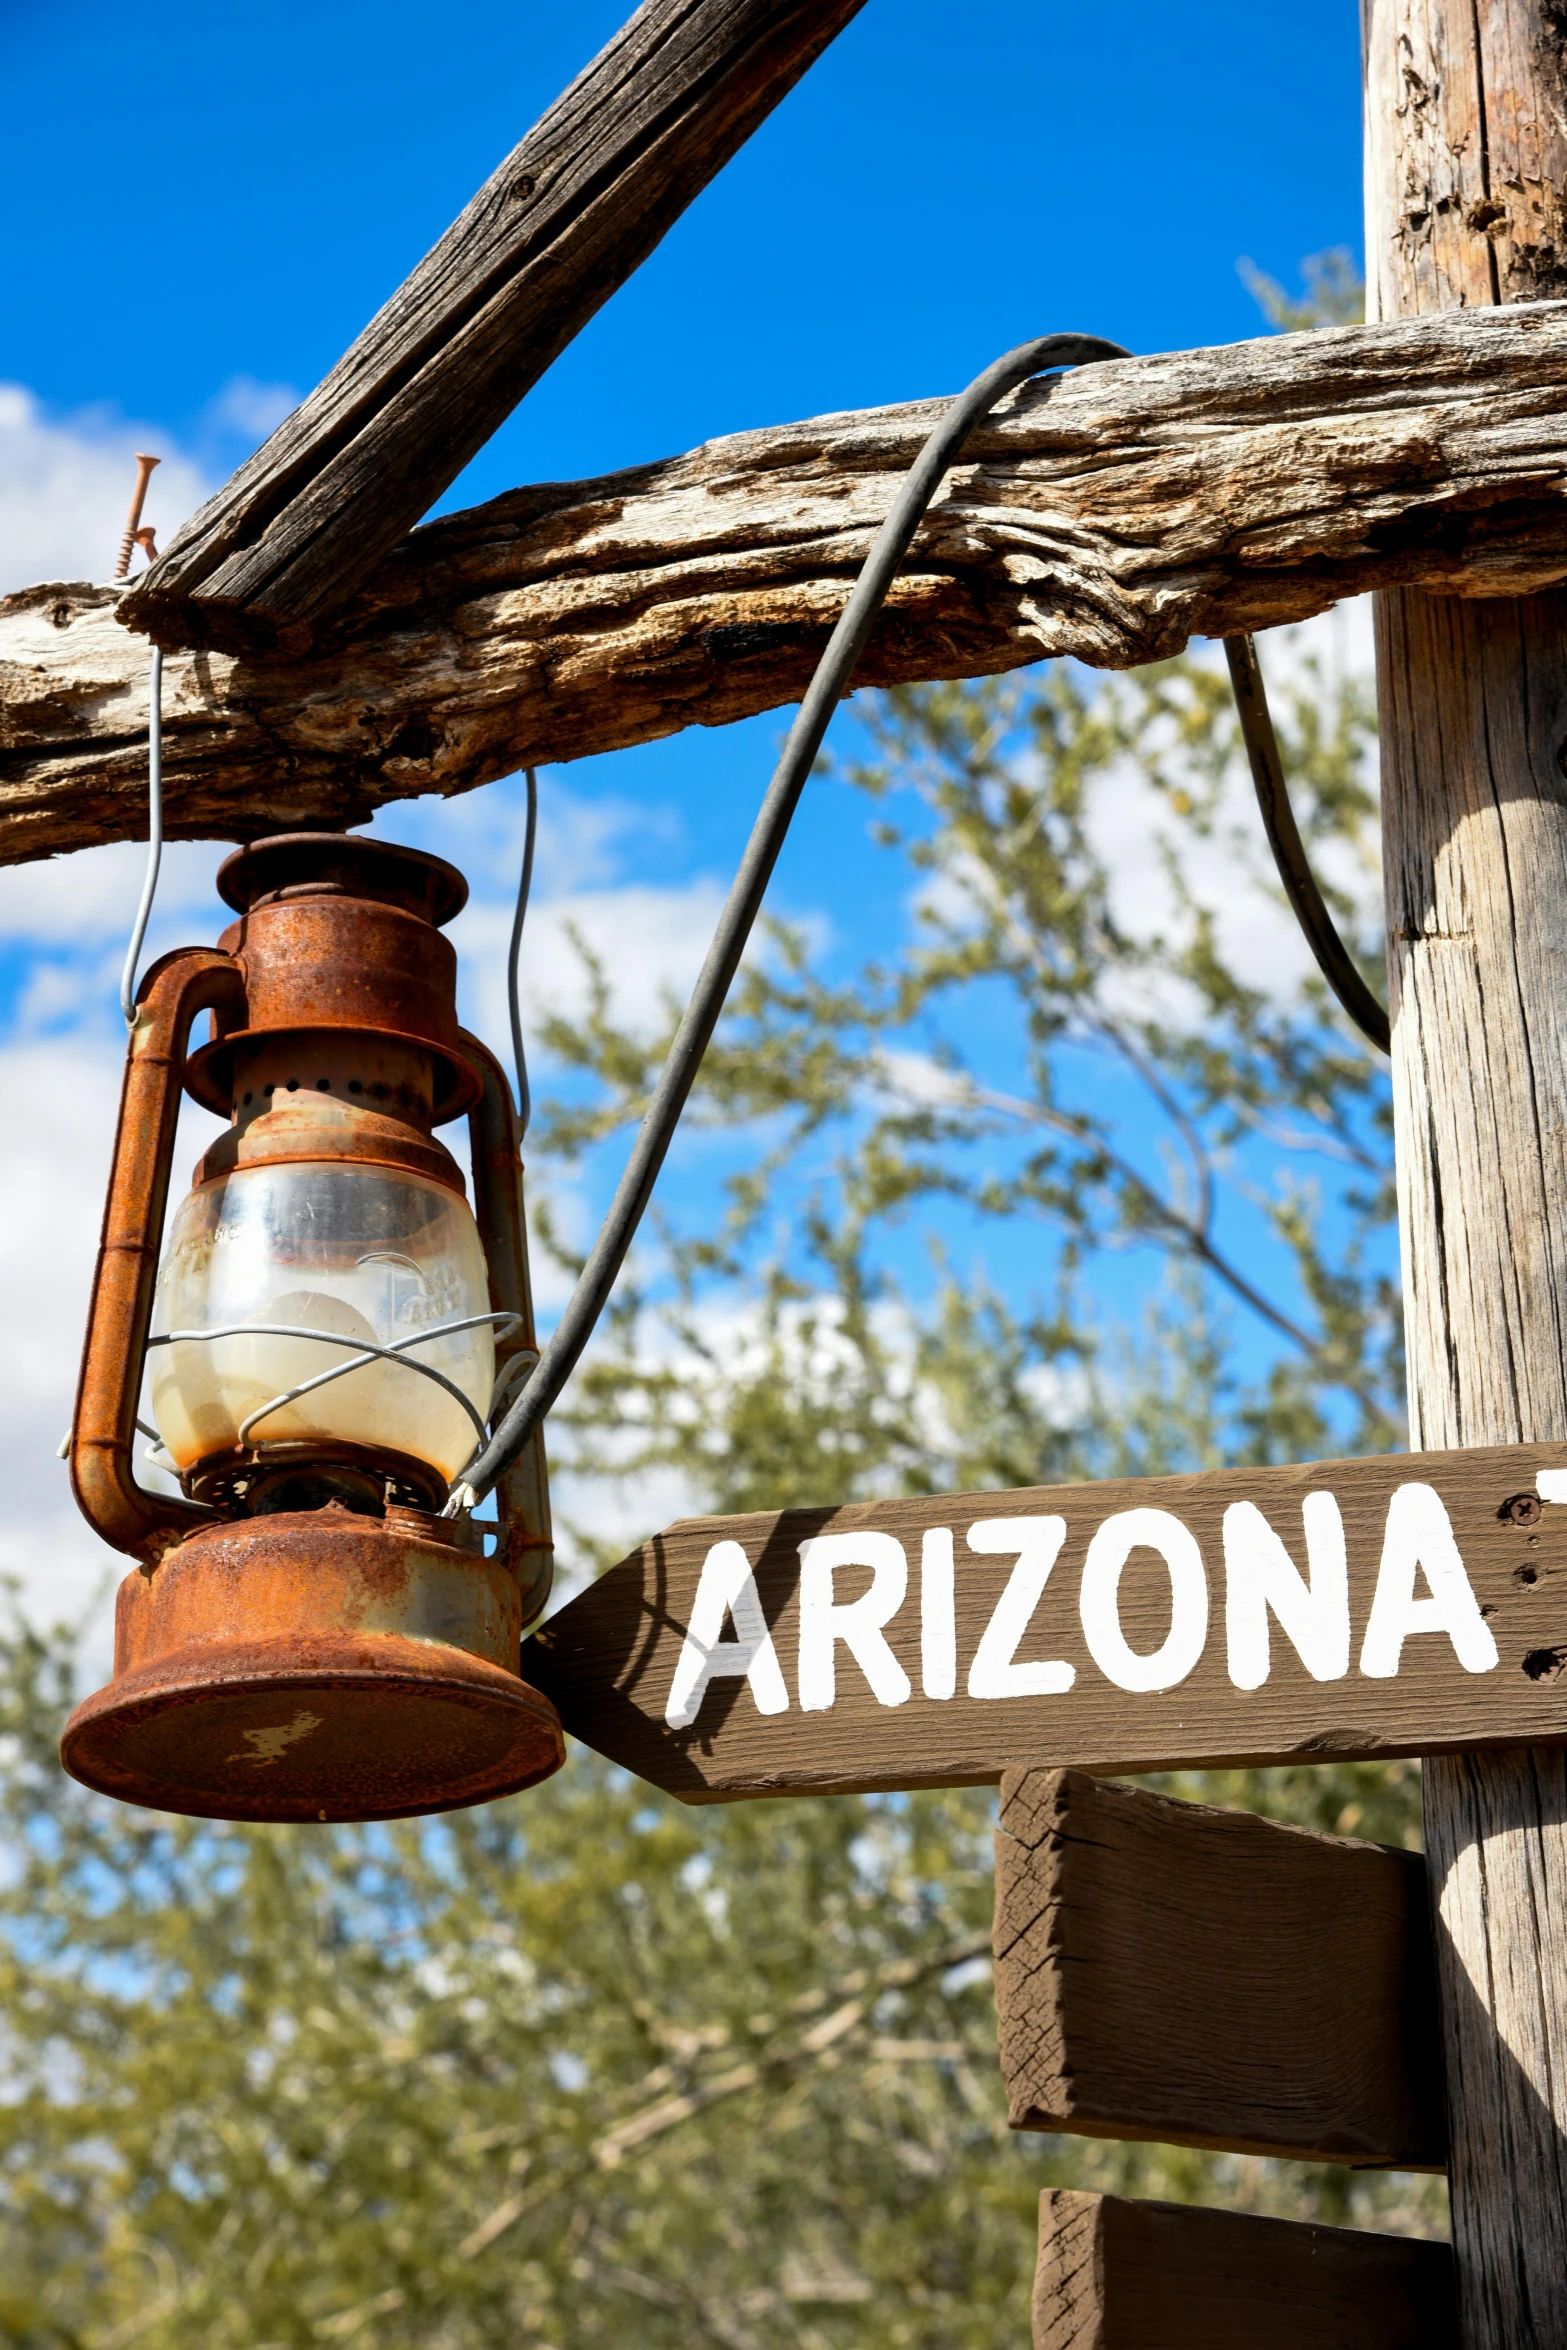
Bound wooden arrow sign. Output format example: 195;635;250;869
522;1444;1567;1798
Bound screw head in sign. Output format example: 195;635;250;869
1503;1492;1544;1526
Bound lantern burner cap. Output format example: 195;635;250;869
217;833;469;927
184;1438;449;1520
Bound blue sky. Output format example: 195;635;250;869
5;0;1363;481
0;0;1373;1628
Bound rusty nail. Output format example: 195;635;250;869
113;453;160;581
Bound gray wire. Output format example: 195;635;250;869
509;766;538;1135
450;331;1129;1512
119;645;164;1026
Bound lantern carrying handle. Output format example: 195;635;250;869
71;945;246;1563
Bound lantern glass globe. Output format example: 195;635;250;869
149;1158;495;1484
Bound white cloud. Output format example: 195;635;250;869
365;771;745;1047
0;837;228;955
456;879;732;1051
198;375;297;447
909;606;1380;1026
373;770;818;1066
0;1037;142;1657
0;383;213;593
1083;606;1382;1008
873;1047;973;1109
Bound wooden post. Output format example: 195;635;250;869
1363;2;1567;2340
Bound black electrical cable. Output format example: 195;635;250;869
508;766;539;1136
1223;633;1391;1057
450;330;1129;1510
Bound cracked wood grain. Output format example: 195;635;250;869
120;0;868;657
1032;2192;1457;2350
1365;2;1567;2340
13;302;1567;867
993;1768;1445;2169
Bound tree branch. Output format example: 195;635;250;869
8;303;1567;866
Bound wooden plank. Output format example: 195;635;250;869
1365;3;1567;2341
1033;2191;1457;2350
994;1768;1445;2169
521;1440;1567;1799
119;0;868;657
12;300;1567;863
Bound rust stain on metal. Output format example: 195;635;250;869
70;946;245;1562
63;1502;562;1821
63;833;562;1822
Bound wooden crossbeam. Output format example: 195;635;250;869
7;303;1567;867
994;1769;1446;2170
120;0;868;657
1033;2193;1457;2350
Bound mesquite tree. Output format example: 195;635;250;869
0;604;1452;2346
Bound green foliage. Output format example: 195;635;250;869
544;647;1401;1544
0;1608;1436;2349
1237;246;1365;331
1;492;1445;2337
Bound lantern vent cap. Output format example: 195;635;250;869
216;833;468;928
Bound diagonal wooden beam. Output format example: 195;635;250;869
8;303;1567;868
120;0;869;659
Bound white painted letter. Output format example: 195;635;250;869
664;1539;790;1729
797;1533;913;1712
1223;1493;1349;1690
920;1528;957;1701
965;1517;1075;1698
1079;1507;1208;1693
1359;1482;1500;1679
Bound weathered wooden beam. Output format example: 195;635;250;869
994;1769;1445;2170
120;0;869;658
10;303;1567;867
1033;2192;1457;2350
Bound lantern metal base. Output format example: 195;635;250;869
61;1503;565;1823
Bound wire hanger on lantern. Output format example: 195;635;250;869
508;766;539;1138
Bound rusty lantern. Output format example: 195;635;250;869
61;833;565;1822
